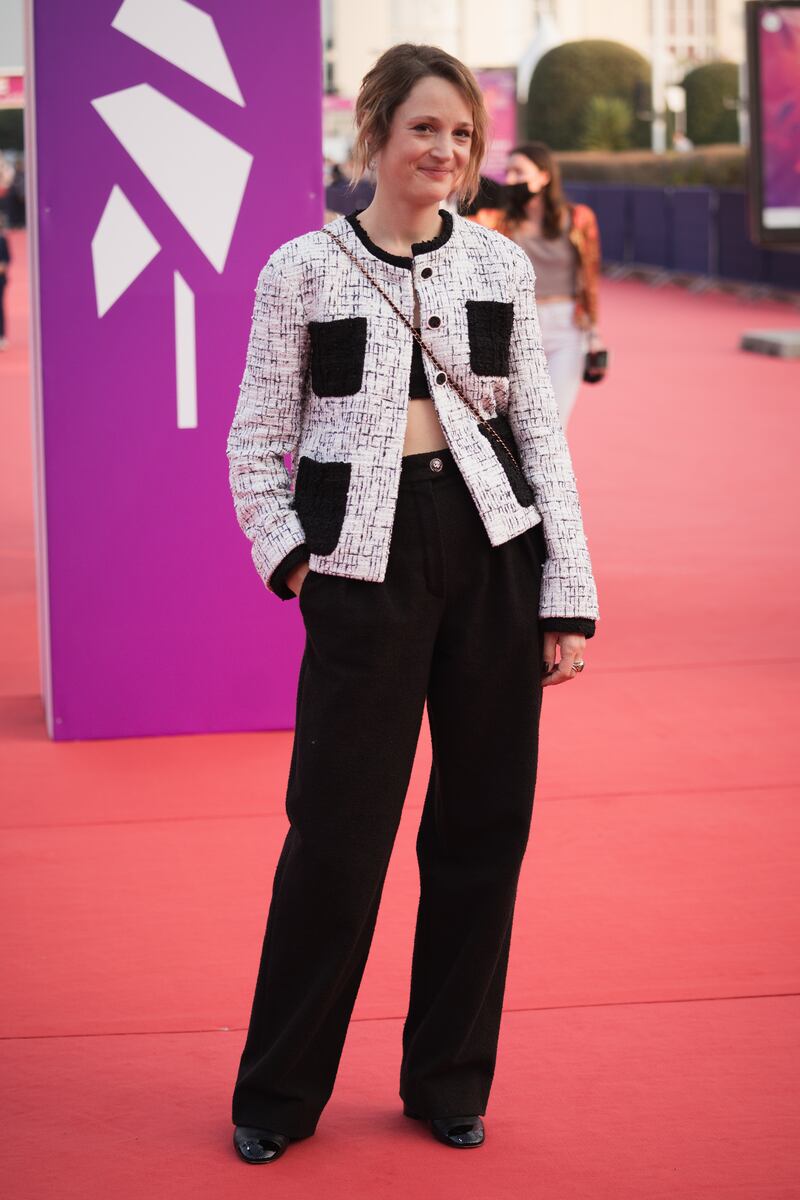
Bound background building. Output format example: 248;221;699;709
323;0;747;104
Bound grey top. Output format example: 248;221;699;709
513;216;577;299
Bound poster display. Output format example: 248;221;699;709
473;67;517;182
747;1;800;244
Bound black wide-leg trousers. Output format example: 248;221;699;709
232;447;545;1138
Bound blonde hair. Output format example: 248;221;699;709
351;43;488;209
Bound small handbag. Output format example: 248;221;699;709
583;347;608;384
321;227;525;477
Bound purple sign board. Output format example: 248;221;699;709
26;0;323;739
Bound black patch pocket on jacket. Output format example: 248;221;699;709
309;317;367;397
290;456;352;555
466;300;514;377
478;412;536;507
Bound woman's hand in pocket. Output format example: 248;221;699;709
287;561;312;598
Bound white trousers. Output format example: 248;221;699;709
537;301;589;432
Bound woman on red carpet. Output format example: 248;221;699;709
226;42;599;1164
470;142;605;431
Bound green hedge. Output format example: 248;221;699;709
555;146;746;188
580;96;634;151
683;62;740;145
527;40;651;150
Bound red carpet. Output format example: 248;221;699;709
2;232;799;1197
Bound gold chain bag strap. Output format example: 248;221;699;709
321;228;524;476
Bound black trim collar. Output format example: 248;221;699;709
345;208;454;270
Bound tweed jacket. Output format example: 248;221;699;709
226;208;600;636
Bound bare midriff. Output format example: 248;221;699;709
402;282;449;456
403;397;449;455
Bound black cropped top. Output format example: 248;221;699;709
409;333;432;398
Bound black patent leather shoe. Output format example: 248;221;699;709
403;1106;485;1148
233;1124;292;1163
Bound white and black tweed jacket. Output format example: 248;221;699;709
227;208;600;636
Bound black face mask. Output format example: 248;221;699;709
501;181;541;211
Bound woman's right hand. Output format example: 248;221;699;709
287;561;312;598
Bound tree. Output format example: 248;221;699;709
683;62;739;145
580;96;634;151
527;40;651;150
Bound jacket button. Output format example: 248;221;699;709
435;371;447;385
428;315;441;328
420;266;433;279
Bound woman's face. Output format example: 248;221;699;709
505;153;551;194
373;75;474;205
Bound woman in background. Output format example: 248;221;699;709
471;142;604;431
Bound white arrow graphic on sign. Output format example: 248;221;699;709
91;84;252;273
111;0;245;106
90;3;251;429
91;184;161;318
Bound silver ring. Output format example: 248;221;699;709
571;660;586;674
